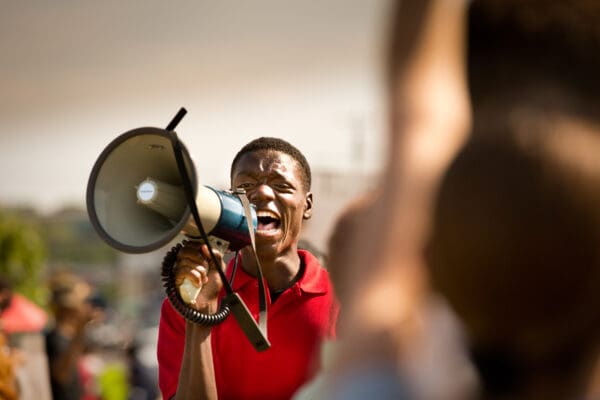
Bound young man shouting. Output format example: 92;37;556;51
157;137;339;400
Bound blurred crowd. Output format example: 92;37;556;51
0;273;159;400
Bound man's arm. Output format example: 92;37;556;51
333;0;471;383
158;241;224;400
173;321;217;400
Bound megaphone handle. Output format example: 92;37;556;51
178;236;230;305
162;243;231;326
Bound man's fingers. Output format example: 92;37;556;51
177;242;223;267
177;257;208;272
200;244;224;262
178;244;207;262
174;263;208;287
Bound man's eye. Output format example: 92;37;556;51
238;182;254;189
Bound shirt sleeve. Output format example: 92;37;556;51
157;298;186;400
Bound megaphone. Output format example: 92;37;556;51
86;126;257;254
86;112;270;351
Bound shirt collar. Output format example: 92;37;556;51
227;249;330;295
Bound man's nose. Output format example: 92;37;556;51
249;183;275;202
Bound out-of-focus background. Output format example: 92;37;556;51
0;1;391;398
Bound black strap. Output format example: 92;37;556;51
167;129;234;296
164;108;270;351
233;190;269;343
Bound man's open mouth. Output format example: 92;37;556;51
256;210;281;233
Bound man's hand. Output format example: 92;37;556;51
175;240;225;313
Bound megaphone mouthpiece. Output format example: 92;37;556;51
135;178;187;223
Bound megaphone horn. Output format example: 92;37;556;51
86;127;257;254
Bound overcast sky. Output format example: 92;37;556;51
1;1;391;213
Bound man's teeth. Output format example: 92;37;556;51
256;210;280;232
256;210;279;220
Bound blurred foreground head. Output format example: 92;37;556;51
468;0;600;139
426;0;600;397
427;127;600;394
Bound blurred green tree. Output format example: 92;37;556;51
0;210;47;305
41;207;117;265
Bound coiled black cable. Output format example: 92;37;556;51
161;242;231;325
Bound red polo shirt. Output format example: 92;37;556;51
158;249;339;400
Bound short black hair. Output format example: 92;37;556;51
230;137;312;191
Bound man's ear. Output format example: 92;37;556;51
303;192;313;220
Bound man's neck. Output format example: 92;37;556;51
240;246;301;291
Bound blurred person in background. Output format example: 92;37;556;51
0;279;19;400
0;277;52;400
0;331;18;400
45;271;104;400
126;340;159;400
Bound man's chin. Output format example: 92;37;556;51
255;229;281;243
